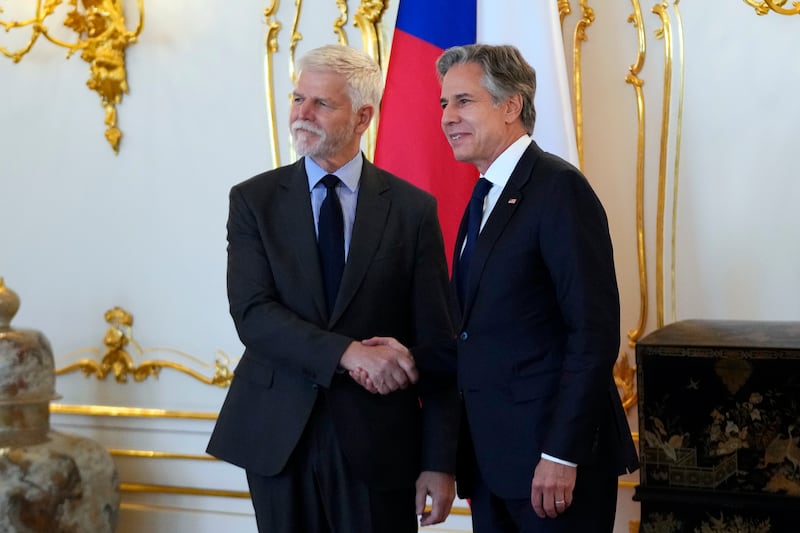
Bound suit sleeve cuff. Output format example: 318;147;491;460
541;453;577;468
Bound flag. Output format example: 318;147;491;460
375;0;478;268
375;1;578;265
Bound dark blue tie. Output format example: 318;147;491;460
317;174;344;313
456;177;492;306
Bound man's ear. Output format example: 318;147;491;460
504;93;523;124
354;105;375;134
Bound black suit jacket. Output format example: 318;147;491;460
453;142;639;499
207;156;458;490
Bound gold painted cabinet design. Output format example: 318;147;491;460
635;320;800;532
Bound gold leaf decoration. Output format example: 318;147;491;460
714;358;753;394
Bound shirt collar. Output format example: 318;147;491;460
483;134;532;189
304;153;363;193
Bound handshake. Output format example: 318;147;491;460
340;336;418;395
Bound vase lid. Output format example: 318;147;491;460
0;277;21;329
0;277;60;405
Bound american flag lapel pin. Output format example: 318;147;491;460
508;197;518;205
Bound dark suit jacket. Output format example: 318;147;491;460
453;141;639;499
207;156;458;490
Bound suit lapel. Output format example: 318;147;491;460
329;160;390;325
459;143;542;324
277;159;328;320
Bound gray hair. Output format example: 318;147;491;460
436;44;537;134
297;44;383;112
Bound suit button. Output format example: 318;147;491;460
459;331;469;341
311;384;319;390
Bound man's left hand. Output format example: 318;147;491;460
531;457;576;518
415;471;455;526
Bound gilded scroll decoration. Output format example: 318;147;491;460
334;0;348;45
558;0;572;27
625;0;648;348
669;1;685;325
354;0;387;161
571;0;595;171
264;1;282;168
0;0;145;154
744;0;800;15
652;2;684;330
55;306;234;387
288;0;303;84
354;0;387;67
614;352;638;411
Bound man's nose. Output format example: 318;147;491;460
441;103;457;125
293;99;312;120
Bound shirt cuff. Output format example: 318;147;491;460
541;453;577;468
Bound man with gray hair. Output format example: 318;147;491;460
208;44;458;533
437;43;639;532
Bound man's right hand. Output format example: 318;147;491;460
340;337;418;394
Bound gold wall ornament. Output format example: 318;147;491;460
264;1;282;168
669;0;685;325
334;0;348;45
651;1;685;329
0;0;145;154
571;0;595;171
652;2;670;329
55;306;234;387
625;0;648;347
286;0;304;164
614;351;638;411
559;0;572;28
744;0;800;15
288;0;303;84
353;0;387;161
354;0;387;63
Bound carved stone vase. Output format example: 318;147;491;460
0;277;120;532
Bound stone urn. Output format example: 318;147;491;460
0;277;120;532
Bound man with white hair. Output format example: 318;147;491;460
208;45;458;533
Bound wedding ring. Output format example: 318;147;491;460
555;500;565;505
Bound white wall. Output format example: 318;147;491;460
2;1;798;532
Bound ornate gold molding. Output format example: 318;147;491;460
614;352;638;411
334;0;349;45
652;2;685;329
120;483;250;499
54;306;233;387
0;0;144;154
354;0;387;71
558;0;572;27
626;0;648;348
354;0;387;161
110;448;217;461
50;403;218;419
288;0;303;84
744;0;800;15
264;1;282;168
572;0;595;171
652;3;671;329
669;1;685;324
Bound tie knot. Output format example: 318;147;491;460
321;174;340;190
472;177;492;201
